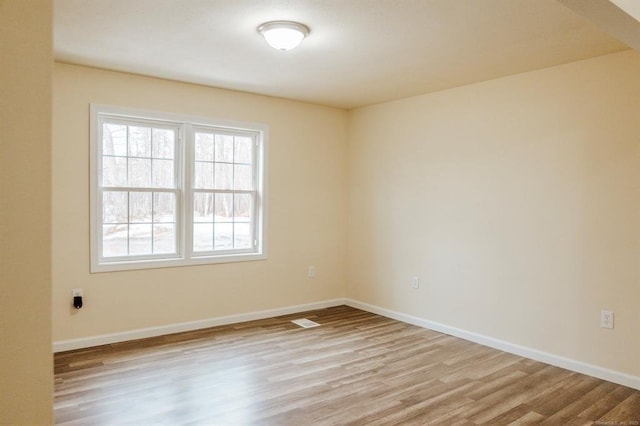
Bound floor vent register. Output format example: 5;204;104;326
291;318;321;328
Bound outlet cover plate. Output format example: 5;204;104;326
411;276;420;289
600;310;614;329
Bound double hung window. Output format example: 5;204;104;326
91;105;267;272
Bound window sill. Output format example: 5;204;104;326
91;252;267;273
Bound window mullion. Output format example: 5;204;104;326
183;123;193;261
126;125;130;187
103;186;175;193
151;190;155;254
252;191;258;250
126;191;131;256
252;136;259;251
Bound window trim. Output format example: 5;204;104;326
90;104;268;273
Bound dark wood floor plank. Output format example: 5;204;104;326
54;305;640;425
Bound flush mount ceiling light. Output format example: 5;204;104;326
257;20;309;51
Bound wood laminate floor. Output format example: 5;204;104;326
54;305;640;425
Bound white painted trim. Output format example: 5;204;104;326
54;296;640;391
53;298;347;353
344;298;640;391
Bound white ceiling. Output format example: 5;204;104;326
54;0;631;109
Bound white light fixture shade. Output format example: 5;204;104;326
258;21;309;51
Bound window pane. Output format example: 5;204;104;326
195;132;214;161
193;192;213;223
234;223;251;249
103;224;128;257
129;158;151;187
153;192;175;223
152;128;174;159
234;136;252;164
129;192;152;223
214;223;233;250
152;159;174;188
103;123;127;156
215;193;233;222
128;126;151;157
215;134;234;162
103;156;127;187
214;163;233;190
194;161;214;189
153;224;175;254
103;191;128;223
233;164;253;190
234;194;252;222
193;223;213;252
129;224;152;255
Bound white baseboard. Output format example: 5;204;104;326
344;298;640;391
54;296;640;391
53;298;347;353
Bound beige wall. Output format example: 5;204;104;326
0;0;53;423
347;50;640;377
52;64;348;341
52;50;639;381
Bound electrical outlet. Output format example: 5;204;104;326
72;288;84;310
600;310;614;329
308;266;316;278
411;276;420;289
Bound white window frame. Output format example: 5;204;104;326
90;104;268;272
